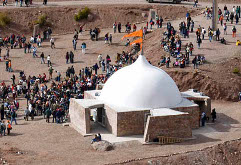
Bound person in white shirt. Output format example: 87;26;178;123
50;37;55;49
97;54;102;67
47;55;51;67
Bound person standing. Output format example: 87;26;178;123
166;56;170;68
230;12;234;24
11;74;15;85
159;16;163;28
201;27;206;40
0;105;4;120
65;52;69;64
32;46;37;58
192;56;198;69
101;59;105;72
0;121;6;136
232;26;237;37
43;0;47;5
45;108;51;123
235;14;239;24
97;54;102;67
40;52;45;64
93;63;99;75
72;38;77;51
113;22;117;33
197;37;202;48
223;23;227;35
109;34;112;45
48;66;54;80
47;55;51;67
6;121;12;135
118;22;121;33
208;29;213;42
193;0;198;8
201;112;207;127
211;108;217;123
81;42;86;54
216;28;220;41
10;110;17;125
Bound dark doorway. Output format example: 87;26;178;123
97;107;106;127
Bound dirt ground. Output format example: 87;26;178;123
0;4;199;36
0;1;241;165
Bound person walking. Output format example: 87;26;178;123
193;0;198;8
50;37;55;49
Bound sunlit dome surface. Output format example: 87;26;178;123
100;55;182;109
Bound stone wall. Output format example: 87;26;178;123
69;99;90;135
173;106;200;129
105;105;118;136
144;114;192;142
117;110;150;137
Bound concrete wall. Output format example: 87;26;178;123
69;99;90;135
84;91;96;99
105;105;118;136
116;110;150;137
186;97;211;118
173;106;200;129
144;114;192;142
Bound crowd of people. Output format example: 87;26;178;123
1;3;241;139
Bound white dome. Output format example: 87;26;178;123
99;55;182;109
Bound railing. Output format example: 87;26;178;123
157;136;182;145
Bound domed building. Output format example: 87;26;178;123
69;54;211;143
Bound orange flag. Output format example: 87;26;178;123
130;38;143;45
130;38;143;50
121;29;143;40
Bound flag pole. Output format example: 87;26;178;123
140;27;144;56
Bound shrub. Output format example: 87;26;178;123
74;7;90;21
34;14;50;27
233;67;240;74
0;13;11;27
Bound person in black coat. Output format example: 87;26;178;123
211;108;217;123
1;105;4;120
